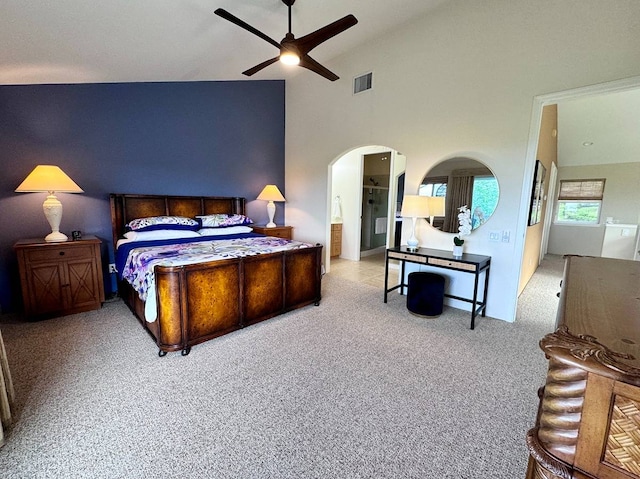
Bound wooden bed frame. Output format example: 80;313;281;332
110;194;323;356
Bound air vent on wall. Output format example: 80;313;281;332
353;72;373;94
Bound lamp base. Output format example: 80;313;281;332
45;231;68;242
265;201;277;228
406;217;419;251
43;194;67;242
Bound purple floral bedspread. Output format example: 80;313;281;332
122;236;314;301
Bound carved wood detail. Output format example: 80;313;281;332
540;325;640;383
526;428;572;479
537;356;587;464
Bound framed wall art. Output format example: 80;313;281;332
528;160;546;226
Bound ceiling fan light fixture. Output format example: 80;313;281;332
280;51;300;66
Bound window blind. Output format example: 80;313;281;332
558;179;605;200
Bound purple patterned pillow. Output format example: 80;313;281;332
126;215;200;232
196;214;254;228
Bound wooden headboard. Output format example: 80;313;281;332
109;193;246;250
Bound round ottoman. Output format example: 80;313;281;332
406;272;445;317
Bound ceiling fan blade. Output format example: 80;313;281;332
242;57;280;77
299;54;339;81
214;8;282;50
294;15;358;55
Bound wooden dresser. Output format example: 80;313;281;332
526;255;640;479
14;236;105;319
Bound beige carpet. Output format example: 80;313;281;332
0;255;564;478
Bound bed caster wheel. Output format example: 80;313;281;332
181;347;191;356
158;350;167;357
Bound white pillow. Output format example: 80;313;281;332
123;230;201;241
198;226;253;236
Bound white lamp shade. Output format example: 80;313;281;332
400;195;430;218
15;165;83;193
401;195;430;250
426;196;446;217
257;185;286;202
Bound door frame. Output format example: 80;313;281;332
513;75;640;316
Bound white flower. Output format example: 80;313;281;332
458;205;472;237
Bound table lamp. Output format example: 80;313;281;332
400;195;430;251
426;196;446;226
15;165;84;242
257;185;286;228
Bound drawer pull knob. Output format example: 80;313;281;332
59;251;65;256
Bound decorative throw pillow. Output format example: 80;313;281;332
126;215;200;232
196;214;253;228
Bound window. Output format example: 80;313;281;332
471;175;499;228
555;179;605;224
418;175;447;197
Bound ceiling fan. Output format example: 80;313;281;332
214;0;358;81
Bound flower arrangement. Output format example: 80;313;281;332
454;205;472;247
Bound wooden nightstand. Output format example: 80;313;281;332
14;235;105;319
252;225;293;240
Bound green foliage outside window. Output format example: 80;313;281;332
471;177;499;228
556;201;600;223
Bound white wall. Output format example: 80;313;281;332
284;0;640;322
331;148;362;261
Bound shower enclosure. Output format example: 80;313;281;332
361;184;389;253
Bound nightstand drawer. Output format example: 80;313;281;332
24;244;94;263
265;229;289;239
252;225;293;240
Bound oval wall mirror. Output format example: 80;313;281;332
419;157;499;232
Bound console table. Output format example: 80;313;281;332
384;246;491;329
525;255;640;479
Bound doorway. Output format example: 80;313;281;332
361;152;391;256
516;75;640;304
327;145;406;272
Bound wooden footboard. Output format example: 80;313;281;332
121;245;322;355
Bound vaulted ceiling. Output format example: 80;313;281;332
1;0;448;85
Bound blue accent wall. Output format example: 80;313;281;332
0;80;285;313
